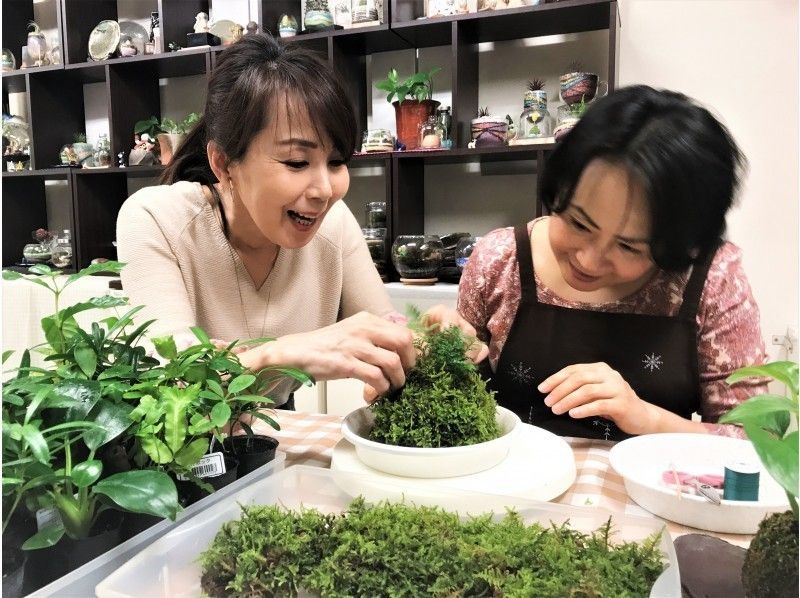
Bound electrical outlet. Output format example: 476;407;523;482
771;327;798;359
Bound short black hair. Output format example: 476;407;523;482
539;85;746;271
162;34;358;186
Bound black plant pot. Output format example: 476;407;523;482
2;547;26;598
222;435;279;477
174;456;239;507
119;511;165;542
23;510;122;594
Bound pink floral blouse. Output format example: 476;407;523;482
458;220;768;437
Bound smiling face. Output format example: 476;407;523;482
548;159;657;295
226;99;350;249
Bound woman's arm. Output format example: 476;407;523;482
695;245;769;437
116;194;196;337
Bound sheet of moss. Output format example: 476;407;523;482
200;498;665;597
369;325;500;448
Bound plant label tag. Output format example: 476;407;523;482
177;452;226;480
36;507;62;531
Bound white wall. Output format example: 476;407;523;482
617;0;799;361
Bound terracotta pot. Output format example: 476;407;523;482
157;133;185;165
393;99;440;150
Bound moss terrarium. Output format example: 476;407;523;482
391;235;444;280
369;318;499;448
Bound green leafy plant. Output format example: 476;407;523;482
200;498;666;596
720;361;798;516
375;67;441;104
369;307;499;448
134;112;202;139
123;329;311;481
527;78;545;91
1;263;179;548
72;132;87;143
720;361;799;597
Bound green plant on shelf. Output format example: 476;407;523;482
375;67;440;104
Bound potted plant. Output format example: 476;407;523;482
470;106;508;148
375;67;441;150
134;112;202;165
2;263;181;591
70;132;94;166
720;361;798;598
390;235;444;282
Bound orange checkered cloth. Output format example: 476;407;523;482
262;411;753;547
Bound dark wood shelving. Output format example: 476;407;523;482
3;0;618;279
2;168;71;179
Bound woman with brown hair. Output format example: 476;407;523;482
117;34;478;406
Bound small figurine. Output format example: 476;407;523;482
128;134;158;166
245;21;259;35
119;37;138;57
230;23;244;43
117;151;126;168
194;12;210;33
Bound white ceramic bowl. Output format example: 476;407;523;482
341;406;520;478
609;433;789;534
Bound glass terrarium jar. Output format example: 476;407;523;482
51;230;73;268
455;236;479;271
93;134;111;167
362;227;387;276
22;243;51;264
365;201;387;228
418;115;444;149
391;235;444;282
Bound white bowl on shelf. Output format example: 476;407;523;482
609;433;789;534
341;405;520;478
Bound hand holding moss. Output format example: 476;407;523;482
418;304;489;363
242;311;415;396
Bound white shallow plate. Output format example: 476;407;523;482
333;421;577;502
342;405;520;478
609;433;788;534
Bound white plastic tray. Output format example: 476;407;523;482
96;465;681;598
26;453;286;598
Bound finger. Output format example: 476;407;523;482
352;344;406;392
548;383;608;415
538;364;583;393
542;369;600;407
361;322;416;371
567;398;616;420
466;340;489;364
363;384;380;404
347;360;391;395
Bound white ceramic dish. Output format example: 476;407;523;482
96;466;681;598
609;433;788;534
341;405;520;478
88;20;121;61
333;421;576;502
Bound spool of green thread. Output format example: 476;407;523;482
723;461;760;501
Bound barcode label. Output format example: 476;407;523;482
36;507;62;531
176;452;226;480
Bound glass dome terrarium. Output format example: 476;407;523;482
391;235;444;284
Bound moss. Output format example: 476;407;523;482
369;325;499;448
742;510;799;598
200;499;666;597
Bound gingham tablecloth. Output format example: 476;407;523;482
262;410;754;547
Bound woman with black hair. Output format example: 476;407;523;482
117;34;479;405
454;85;767;439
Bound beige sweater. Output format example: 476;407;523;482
116;181;393;345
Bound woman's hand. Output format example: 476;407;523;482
538;362;658;435
419;304;489;364
241;311;416;397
